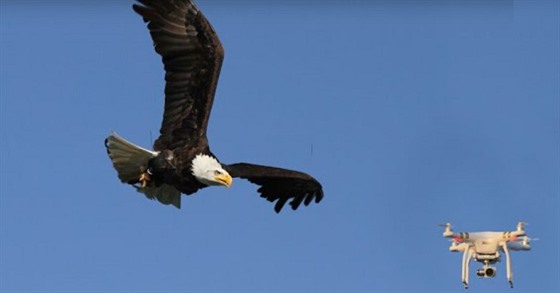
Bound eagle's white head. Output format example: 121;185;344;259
191;154;232;188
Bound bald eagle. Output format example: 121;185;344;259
105;0;323;213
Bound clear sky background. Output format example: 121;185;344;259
1;0;558;292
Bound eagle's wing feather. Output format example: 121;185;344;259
133;0;224;151
225;163;324;213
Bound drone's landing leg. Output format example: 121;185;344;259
502;242;514;288
461;246;472;289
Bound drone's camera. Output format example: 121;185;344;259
476;267;497;278
485;267;496;277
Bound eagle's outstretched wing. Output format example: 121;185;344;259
133;0;224;151
225;163;324;213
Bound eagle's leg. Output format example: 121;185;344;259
139;171;151;188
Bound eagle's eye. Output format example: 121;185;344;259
214;170;222;175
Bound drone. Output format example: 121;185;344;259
440;221;532;289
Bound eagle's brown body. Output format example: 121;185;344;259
147;148;210;195
105;0;323;213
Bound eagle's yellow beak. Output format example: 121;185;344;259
214;172;233;188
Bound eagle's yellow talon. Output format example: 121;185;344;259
139;172;151;188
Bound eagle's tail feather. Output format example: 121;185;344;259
105;132;157;184
104;132;181;208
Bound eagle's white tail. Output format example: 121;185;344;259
105;132;181;208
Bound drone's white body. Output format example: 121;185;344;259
441;222;532;289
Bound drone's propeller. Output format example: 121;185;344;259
517;221;529;231
438;223;455;238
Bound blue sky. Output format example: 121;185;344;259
1;0;558;292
